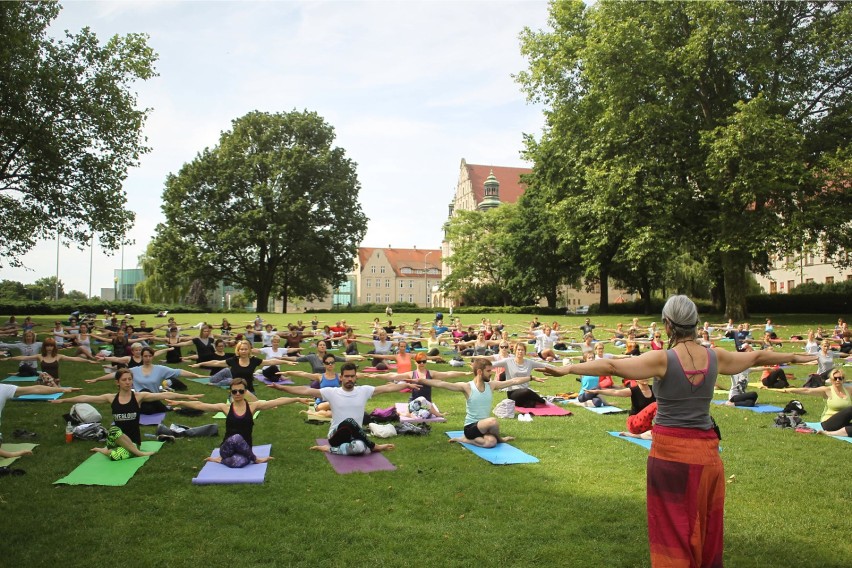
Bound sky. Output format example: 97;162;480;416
2;0;551;296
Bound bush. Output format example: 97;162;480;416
0;299;207;316
746;293;851;314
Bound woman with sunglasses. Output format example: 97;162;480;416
168;378;312;467
278;356;343;417
782;369;852;436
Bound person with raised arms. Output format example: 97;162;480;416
412;358;547;448
781;368;852;437
167;378;312;467
362;351;468;402
269;362;410;455
541;295;818;568
51;369;203;460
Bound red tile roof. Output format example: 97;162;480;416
465;163;531;205
359;247;442;278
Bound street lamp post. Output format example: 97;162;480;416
424;251;433;307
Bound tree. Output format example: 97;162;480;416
65;290;88;301
441;206;521;306
518;0;852;319
152;110;368;312
24;276;64;301
0;279;27;300
135;239;190;304
0;2;157;267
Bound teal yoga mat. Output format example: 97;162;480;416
2;375;38;383
806;422;852;444
711;400;783;413
607;431;652;450
13;392;63;401
444;431;538;464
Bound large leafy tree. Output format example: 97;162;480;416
0;2;157;266
519;0;852;319
153;110;368;312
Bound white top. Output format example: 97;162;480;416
533;329;558;353
0;384;18;429
320;385;375;433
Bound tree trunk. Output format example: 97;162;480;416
281;271;289;314
598;268;610;313
721;251;748;321
640;276;652;315
545;286;557;308
254;280;273;313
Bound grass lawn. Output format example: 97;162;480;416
1;311;850;567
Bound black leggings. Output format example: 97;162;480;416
761;369;789;389
729;392;758;407
328;418;375;450
821;407;852;436
507;388;546;407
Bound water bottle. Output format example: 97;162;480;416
65;421;73;443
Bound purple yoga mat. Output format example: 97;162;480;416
191;444;272;485
254;376;295;386
140;412;166;426
316;438;396;474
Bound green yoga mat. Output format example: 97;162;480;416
0;443;38;467
54;441;164;486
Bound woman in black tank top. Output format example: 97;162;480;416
167;377;311;468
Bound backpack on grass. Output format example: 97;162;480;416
73;423;108;441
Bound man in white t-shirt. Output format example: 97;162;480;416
270;363;411;455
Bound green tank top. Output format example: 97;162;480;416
821;387;851;422
464;380;493;426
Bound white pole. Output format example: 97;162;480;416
88;233;94;298
55;230;60;300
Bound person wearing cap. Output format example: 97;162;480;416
362;352;467;402
542;294;817;568
270;362;410;455
412;359;547;448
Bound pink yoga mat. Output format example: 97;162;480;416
515;403;573;416
316;438;396;474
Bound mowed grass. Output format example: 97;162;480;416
1;311;850;567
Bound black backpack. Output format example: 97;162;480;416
783;400;806;415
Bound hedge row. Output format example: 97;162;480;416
0;300;206;316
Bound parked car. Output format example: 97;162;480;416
574;305;590;315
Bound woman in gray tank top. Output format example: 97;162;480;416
542;295;817;568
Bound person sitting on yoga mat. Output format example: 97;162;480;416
129;347;205;414
50;369;203;460
412;359;547;448
541;295;817;568
781;369;852;437
586;377;657;439
483;342;554;408
168;378;312;467
269;363;409;455
361;352;468;402
278;355;343;418
725;368;759;407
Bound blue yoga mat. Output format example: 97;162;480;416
559;400;626;414
13;392;63;401
806;423;852;444
2;375;38;383
607;431;652;450
444;431;538;464
711;400;783;413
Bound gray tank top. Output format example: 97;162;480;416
653;348;717;430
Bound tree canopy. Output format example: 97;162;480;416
151;110;368;312
517;0;852;319
0;2;157;266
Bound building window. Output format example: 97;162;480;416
398;294;404;302
408;294;413;303
787;280;794;292
384;294;390;303
370;266;376;274
805;278;814;284
365;278;371;288
826;276;834;284
366;294;371;303
399;280;404;288
385;279;390;288
380;266;385;274
409;280;413;288
847;274;852;280
769;281;777;294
